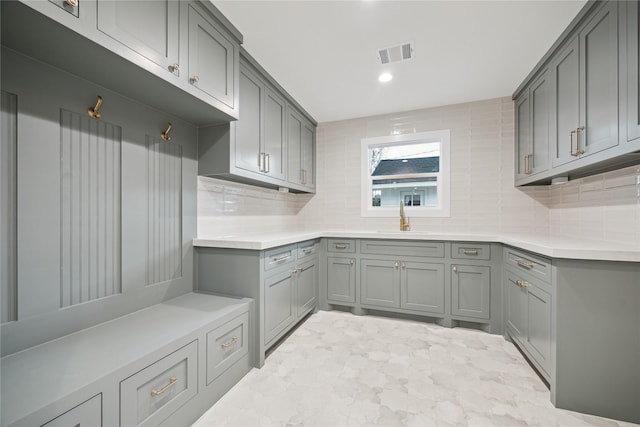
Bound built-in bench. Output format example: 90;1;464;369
1;292;253;427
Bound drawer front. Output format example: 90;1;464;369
326;239;356;253
504;247;551;283
43;394;102;427
451;243;491;260
360;240;445;258
120;341;198;427
297;240;319;260
264;244;297;271
206;312;249;385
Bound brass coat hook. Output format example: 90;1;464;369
161;123;173;141
88;96;103;119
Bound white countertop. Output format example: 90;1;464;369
193;230;640;262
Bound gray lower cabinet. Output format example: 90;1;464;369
264;269;296;345
504;267;552;379
196;240;319;367
360;259;445;315
451;264;490;320
42;395;102;427
1;293;253;427
326;256;356;304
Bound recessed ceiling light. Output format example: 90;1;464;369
378;72;392;83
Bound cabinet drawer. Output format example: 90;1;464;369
264;244;297;271
326;239;356;253
504;247;551;283
297;240;319;260
120;341;198;427
361;240;445;258
451;243;491;260
43;394;101;427
206;312;249;385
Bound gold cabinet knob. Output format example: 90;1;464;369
190;76;200;84
65;0;78;7
169;63;180;73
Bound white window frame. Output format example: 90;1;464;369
360;129;450;218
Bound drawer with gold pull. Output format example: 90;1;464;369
504;247;551;284
327;239;356;253
120;341;197;427
451;243;491;260
206;312;249;385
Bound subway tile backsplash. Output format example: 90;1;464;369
197;96;640;248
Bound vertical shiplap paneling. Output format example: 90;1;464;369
60;109;122;307
1;91;18;323
146;135;182;285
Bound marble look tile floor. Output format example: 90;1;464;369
193;311;638;427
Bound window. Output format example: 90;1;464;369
361;130;450;218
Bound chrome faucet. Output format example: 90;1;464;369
399;202;410;231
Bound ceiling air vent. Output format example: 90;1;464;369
378;42;414;65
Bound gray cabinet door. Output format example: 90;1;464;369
235;65;263;175
524;284;552;376
530;69;551;176
326;257;356;304
360;259;399;309
624;1;640;142
264;270;295;344
187;4;235;108
515;90;530;180
296;260;317;318
263;88;286;181
505;273;527;343
400;261;445;314
287;108;316;190
97;1;179;74
578;1;619;157
451;265;490;320
551;36;580;167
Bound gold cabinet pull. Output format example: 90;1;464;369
569;129;576;156
271;254;291;262
190;76;199;84
264;153;270;173
302;246;314;254
516;280;529;288
221;336;239;349
453;266;458;273
151;377;177;396
515;258;534;269
161;123;172;141
524;154;533;175
65;0;78;7
168;63;180;73
87;95;103;119
462;249;478;255
335;244;348;249
575;126;585;155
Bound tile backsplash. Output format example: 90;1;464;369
198;96;640;247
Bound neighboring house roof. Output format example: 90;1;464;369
372;157;439;176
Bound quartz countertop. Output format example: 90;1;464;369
193;230;640;262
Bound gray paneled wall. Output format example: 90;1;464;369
146;135;182;285
0;47;197;356
1;90;17;323
60;110;122;307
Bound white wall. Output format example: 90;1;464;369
198;96;640;248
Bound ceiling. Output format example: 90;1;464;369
214;1;587;123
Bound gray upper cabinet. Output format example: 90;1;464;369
198;49;316;193
513;1;638;185
287;107;316;192
1;0;241;125
97;0;180;76
623;1;640;143
515;70;551;183
187;2;236;110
